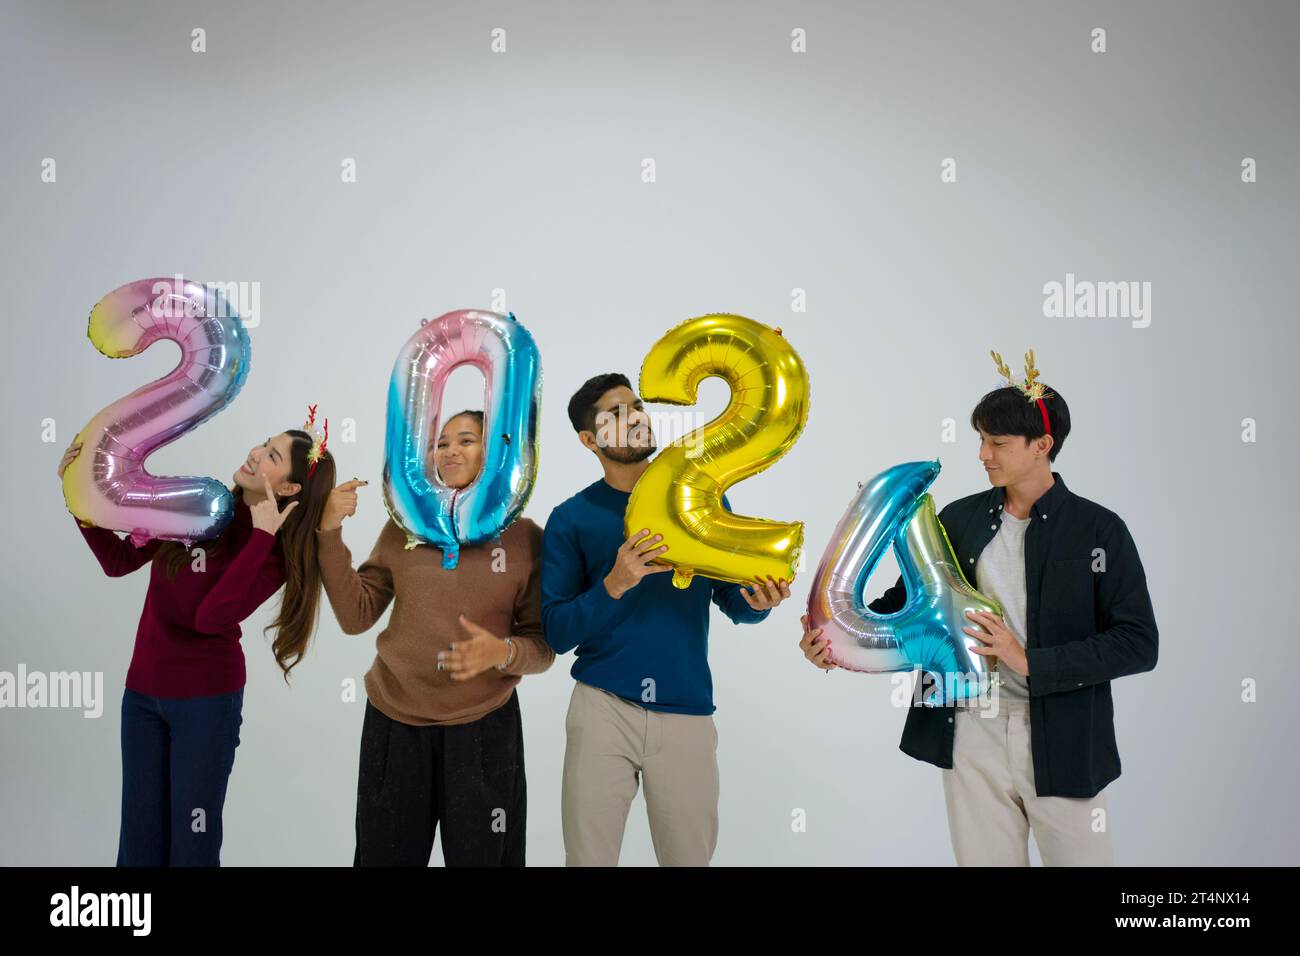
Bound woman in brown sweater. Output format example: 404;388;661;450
316;409;553;866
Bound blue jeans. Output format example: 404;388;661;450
118;687;244;866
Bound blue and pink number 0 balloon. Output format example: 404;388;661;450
62;278;1001;701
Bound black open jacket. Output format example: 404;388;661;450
867;472;1158;798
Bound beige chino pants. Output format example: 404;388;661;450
943;700;1113;866
561;680;719;866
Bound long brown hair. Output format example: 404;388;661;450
154;428;337;681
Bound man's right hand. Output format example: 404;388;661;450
799;613;837;670
603;528;672;599
319;478;367;531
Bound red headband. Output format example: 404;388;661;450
1035;397;1051;436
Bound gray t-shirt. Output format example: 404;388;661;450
972;509;1031;703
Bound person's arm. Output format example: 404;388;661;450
62;440;159;577
710;580;771;625
74;517;160;577
193;530;284;634
540;512;639;655
499;522;556;676
1025;515;1158;695
315;521;397;636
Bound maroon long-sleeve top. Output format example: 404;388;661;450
75;499;286;697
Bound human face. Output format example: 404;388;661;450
433;414;484;489
587;385;656;464
233;432;300;498
977;427;1052;487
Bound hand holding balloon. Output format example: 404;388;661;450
603;529;672;599
57;440;83;481
320;479;368;532
964;610;1029;675
799;613;837;671
740;576;791;612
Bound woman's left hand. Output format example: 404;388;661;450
250;475;300;535
440;615;511;680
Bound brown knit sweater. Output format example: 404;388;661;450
315;516;553;726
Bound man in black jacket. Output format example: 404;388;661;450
800;358;1157;865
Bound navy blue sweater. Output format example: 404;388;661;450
541;478;771;715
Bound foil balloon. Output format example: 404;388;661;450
625;313;809;589
382;309;541;569
61;277;251;547
806;460;1002;705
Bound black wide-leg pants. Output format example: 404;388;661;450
353;691;526;866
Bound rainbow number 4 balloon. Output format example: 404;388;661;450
382;309;541;569
61;277;251;547
806;460;1002;705
625;313;809;589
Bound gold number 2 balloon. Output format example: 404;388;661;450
624;314;810;589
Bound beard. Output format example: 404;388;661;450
600;440;657;464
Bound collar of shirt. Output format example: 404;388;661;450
989;471;1069;521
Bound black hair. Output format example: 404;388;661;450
970;385;1070;461
443;409;484;428
567;372;632;433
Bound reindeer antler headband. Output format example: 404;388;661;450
990;349;1053;436
303;404;330;479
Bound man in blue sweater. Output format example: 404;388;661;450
542;372;790;866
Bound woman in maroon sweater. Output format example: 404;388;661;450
58;424;337;866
